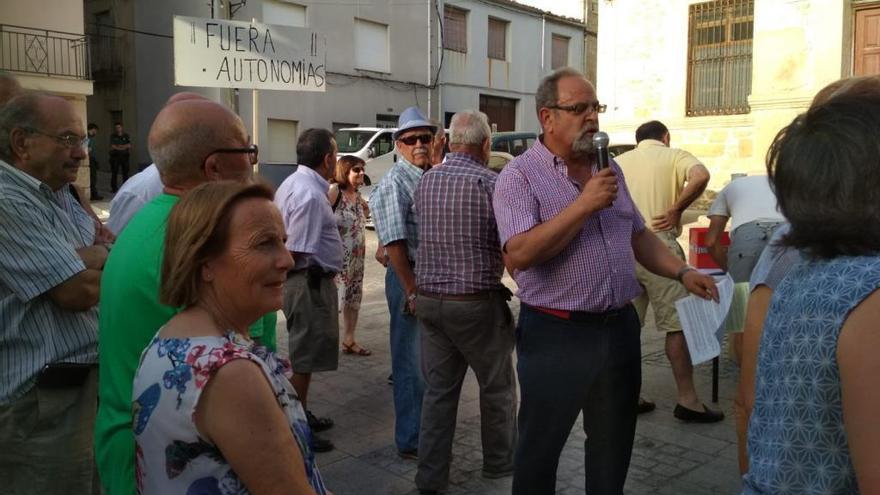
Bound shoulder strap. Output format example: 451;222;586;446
330;185;342;211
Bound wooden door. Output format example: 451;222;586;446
479;95;517;132
855;5;880;76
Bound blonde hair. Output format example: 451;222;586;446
160;181;275;308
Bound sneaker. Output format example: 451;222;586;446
311;433;334;453
397;449;418;460
306;410;334;432
673;403;724;423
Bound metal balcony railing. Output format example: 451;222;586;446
0;24;90;80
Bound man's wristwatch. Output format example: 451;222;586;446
675;265;696;283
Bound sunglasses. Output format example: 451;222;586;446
398;134;434;146
351;167;365;173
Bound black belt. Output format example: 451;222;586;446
525;303;632;324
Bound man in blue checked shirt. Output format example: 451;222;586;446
369;106;434;461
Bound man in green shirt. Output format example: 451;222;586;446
95;97;269;494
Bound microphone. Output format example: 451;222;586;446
592;131;611;170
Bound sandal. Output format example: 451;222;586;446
342;342;372;356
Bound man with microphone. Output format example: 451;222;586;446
493;68;719;495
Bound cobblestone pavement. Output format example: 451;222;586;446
273;230;743;495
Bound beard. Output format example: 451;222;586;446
571;128;597;156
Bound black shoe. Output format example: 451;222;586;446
397;449;418;460
482;467;514;479
311;433;334;452
637;397;656;414
306;410;334;432
673;403;724;423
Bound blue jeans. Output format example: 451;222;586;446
385;267;425;452
512;304;641;495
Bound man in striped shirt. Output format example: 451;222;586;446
0;93;105;494
493;68;720;495
413;111;516;494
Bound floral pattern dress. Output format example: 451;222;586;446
132;331;326;495
335;190;366;310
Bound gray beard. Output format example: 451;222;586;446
572;131;595;155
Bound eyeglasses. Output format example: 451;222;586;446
204;144;259;165
397;134;434;146
352;167;365;173
24;128;88;149
546;101;607;115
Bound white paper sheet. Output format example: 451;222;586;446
674;274;734;365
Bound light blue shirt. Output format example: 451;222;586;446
106;163;164;235
370;158;423;261
0;159;98;404
274;165;343;272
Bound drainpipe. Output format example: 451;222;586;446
541;15;546;71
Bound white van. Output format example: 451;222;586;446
334;127;397;186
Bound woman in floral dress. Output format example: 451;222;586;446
132;182;326;494
328;156;371;356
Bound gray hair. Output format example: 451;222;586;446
0;92;48;163
449;110;491;146
149;123;221;183
535;67;587;117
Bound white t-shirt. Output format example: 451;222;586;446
106;164;164;235
708;175;785;232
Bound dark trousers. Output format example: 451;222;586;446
512;304;641;495
88;156;99;195
109;153;129;191
415;292;517;491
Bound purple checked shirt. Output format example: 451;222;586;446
493;138;646;312
414;152;505;294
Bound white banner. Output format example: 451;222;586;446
173;15;326;92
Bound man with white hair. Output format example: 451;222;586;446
412;110;517;494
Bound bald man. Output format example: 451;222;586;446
106;92;210;235
94;98;268;494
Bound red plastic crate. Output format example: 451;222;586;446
688;227;730;269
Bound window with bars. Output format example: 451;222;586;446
686;0;753;116
551;35;569;69
444;6;467;53
488;17;507;60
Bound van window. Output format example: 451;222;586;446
372;132;394;156
335;130;375;153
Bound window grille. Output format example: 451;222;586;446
686;0;753;116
